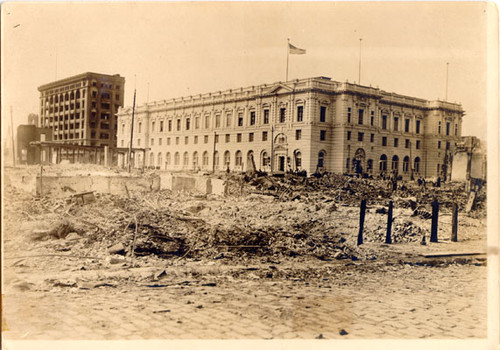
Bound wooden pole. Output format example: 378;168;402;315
212;131;217;173
430;199;439;243
451;203;458;242
10;106;16;167
386;201;393;244
128;89;137;173
357;199;367;246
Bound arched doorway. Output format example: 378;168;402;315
354;148;366;174
273;133;288;172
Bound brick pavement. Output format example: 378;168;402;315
3;263;487;340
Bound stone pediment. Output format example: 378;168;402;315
264;83;294;95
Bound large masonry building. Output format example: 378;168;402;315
116;76;463;179
39;72;125;147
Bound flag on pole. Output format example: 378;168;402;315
288;43;306;55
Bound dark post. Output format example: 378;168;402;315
451;203;458;242
430;199;439;243
357;199;367;246
386;201;393;244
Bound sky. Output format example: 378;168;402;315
1;2;495;143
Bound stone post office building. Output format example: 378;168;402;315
116;76;463;179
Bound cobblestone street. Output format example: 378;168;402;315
3;260;487;340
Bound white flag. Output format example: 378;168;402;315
289;43;306;55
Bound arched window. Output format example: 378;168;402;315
214;151;219;169
414;157;421;173
380;154;387;172
193;151;199;168
295;151;302;169
157;152;162;169
202;151;209;167
149;152;155;167
262;151;269;167
166;152;171;166
403;156;410;173
224;151;231;168
235;151;242;166
318;151;325;168
392;155;399;171
183;152;189;167
174;152;180;166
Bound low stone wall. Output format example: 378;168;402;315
159;173;226;195
36;173;226;197
36;175;160;197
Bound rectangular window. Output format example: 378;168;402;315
215;134;219;143
225;134;230;143
264;109;270;124
177;119;181;131
382;115;387;129
405;119;410;132
186;118;190;131
416;120;421;134
446;141;450;150
226;114;231;127
175;137;179;145
320;106;326;122
446;122;450;136
249;133;254;142
184;136;188;145
438;141;441;149
358;132;364;141
160;121;164;132
382;137;387;146
205;115;210;129
204;135;209;144
347;107;351;123
438;121;441;134
320;130;326;141
238;113;244;126
194;136;198;144
405;139;410;148
151;138;155;146
393;117;399;131
168;120;172;132
370;111;374;126
215;115;221;128
250;111;256;125
394;138;399;147
262;131;268;141
370;133;374;142
416;140;421;149
358;109;364;124
167;137;171;145
295;129;302;140
455;124;458;136
347;131;351;140
280;108;286;123
195;117;200;129
297;106;303;122
152;121;155;132
237;133;242;142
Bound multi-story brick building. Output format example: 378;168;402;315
38;72;125;147
116;76;463;179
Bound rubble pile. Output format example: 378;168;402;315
364;221;428;243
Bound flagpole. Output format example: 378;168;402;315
286;38;290;82
445;62;449;101
358;38;362;85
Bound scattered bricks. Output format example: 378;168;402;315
108;243;126;255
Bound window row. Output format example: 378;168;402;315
346;108;423;134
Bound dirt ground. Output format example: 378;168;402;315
2;165;488;341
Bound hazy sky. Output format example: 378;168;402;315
2;2;493;142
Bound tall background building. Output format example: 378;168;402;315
38;72;125;147
117;76;463;179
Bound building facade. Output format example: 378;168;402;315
38;72;125;147
116;76;463;179
17;123;53;165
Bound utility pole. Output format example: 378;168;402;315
127;89;137;173
212;131;217;173
270;125;274;174
10;106;16;167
